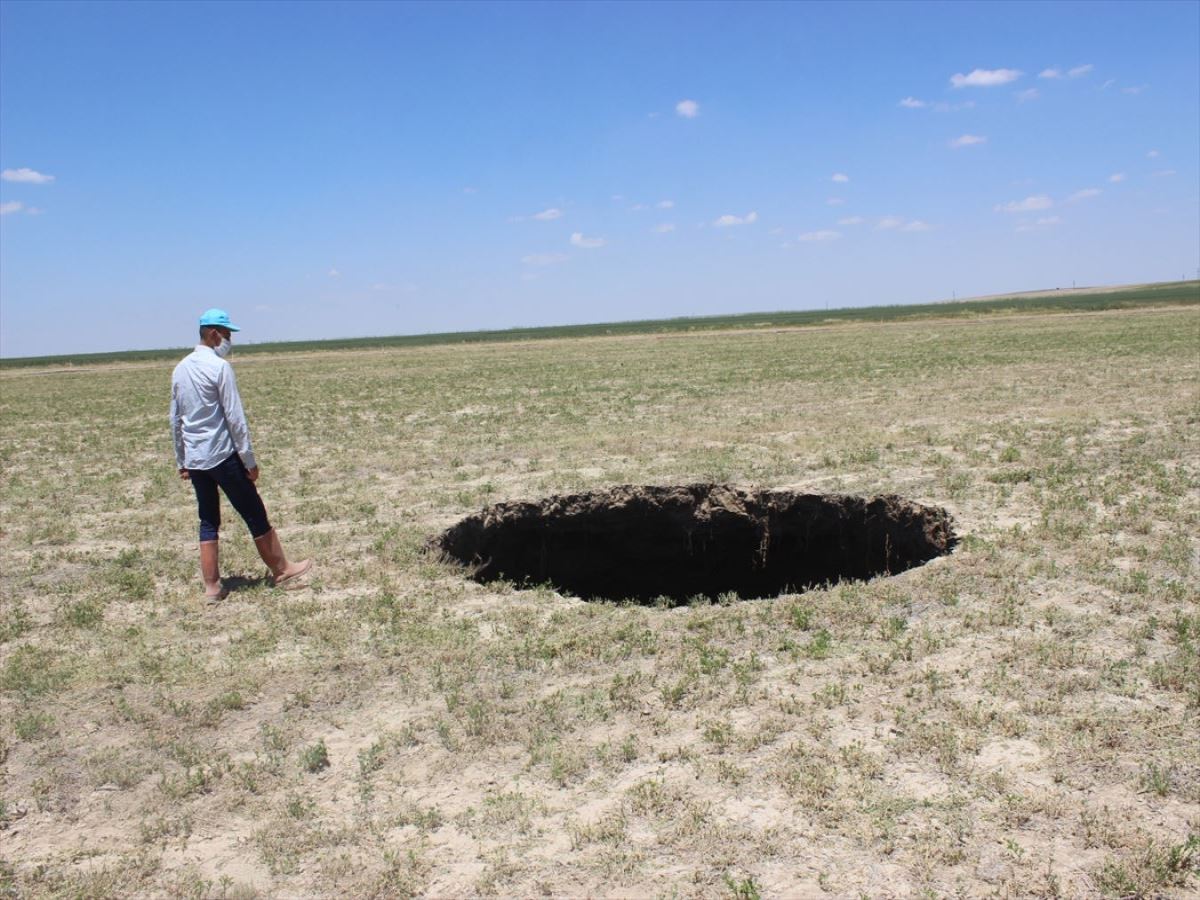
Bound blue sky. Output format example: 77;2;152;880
1;0;1197;357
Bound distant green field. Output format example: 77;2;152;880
3;279;1197;369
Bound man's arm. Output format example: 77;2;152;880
170;381;188;478
217;363;257;471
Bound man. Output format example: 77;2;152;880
170;308;311;600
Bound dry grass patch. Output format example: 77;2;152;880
2;305;1198;896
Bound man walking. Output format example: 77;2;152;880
171;308;311;600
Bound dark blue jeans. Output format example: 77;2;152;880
190;453;272;542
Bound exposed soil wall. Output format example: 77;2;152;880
432;484;956;603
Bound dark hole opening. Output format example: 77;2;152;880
432;484;957;604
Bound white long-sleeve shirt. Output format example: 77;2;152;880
170;345;257;471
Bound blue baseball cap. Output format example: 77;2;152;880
198;308;240;332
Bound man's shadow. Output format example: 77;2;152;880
221;573;271;595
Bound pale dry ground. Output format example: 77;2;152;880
1;306;1198;899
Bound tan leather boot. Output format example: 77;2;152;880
253;528;312;589
200;540;227;601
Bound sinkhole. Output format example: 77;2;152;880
431;484;957;604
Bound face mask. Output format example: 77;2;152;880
214;337;232;358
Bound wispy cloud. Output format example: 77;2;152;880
521;252;568;266
899;96;927;108
826;197;846;206
950;134;987;149
1152;169;1176;177
656;199;674;209
532;207;563;221
713;211;758;227
876;216;931;231
995;195;1053;213
1122;84;1148;95
1067;188;1101;203
1108;172;1126;183
1016;215;1063;232
1016;88;1040;102
653;223;676;233
570;232;606;248
462;186;478;194
1;167;55;184
1147;149;1160;158
831;173;849;183
951;68;1021;88
1068;64;1094;78
1039;68;1063;79
675;99;699;118
797;230;841;242
837;216;864;226
0;200;24;215
327;268;340;277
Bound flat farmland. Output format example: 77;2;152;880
1;303;1198;897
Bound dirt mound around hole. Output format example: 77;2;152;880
431;484;957;603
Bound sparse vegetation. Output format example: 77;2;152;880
1;299;1197;895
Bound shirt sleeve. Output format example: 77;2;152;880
217;363;257;470
170;380;185;469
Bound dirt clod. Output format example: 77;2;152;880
432;484;957;602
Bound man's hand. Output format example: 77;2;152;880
247;465;259;482
179;469;190;481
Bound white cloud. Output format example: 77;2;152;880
798;230;841;242
901;220;932;232
570;232;606;248
656;199;674;209
1016;88;1040;102
995;195;1053;213
876;216;904;230
675;99;699;118
522;252;568;266
1015;215;1063;233
826;197;846;206
1122;85;1147;95
899;96;927;108
951;68;1021;88
950;134;987;149
631;203;647;211
713;211;758;227
462;186;478;194
1147;149;1160;158
653;223;676;233
327;268;340;277
1039;68;1063;79
1068;64;1094;78
1101;78;1116;89
831;173;849;183
1108;172;1126;183
1067;188;1101;203
933;100;976;112
1;167;55;184
532;207;563;221
0;200;24;215
1152;169;1176;177
837;216;864;226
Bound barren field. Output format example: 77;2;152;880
1;305;1198;898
